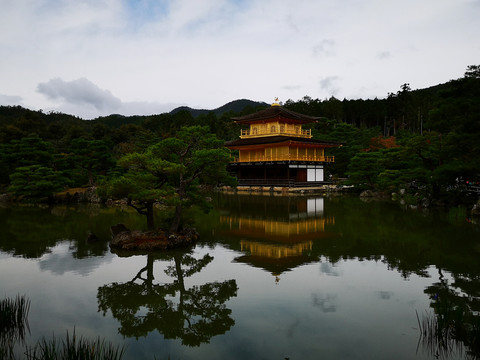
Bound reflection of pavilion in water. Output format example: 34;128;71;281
218;195;335;280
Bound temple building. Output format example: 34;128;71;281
225;103;342;187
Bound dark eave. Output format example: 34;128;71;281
231;106;320;124
225;136;343;148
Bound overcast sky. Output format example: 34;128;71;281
1;0;479;119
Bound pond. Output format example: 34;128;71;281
1;194;479;360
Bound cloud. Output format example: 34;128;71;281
282;85;302;91
1;0;479;118
0;94;23;106
319;76;340;96
377;51;392;59
35;77;182;119
312;39;335;57
37;78;122;111
118;100;184;117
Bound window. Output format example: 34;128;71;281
271;126;276;133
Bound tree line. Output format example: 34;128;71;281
288;65;479;208
0;65;478;211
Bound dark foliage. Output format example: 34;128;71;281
0;65;479;206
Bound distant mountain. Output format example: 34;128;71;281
93;114;145;127
170;99;269;118
169;106;209;118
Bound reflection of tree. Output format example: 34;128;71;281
97;251;237;346
419;268;480;359
208;194;480;356
0;205;144;259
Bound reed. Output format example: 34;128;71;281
417;309;480;359
25;329;125;360
1;296;124;360
0;294;31;359
0;294;31;333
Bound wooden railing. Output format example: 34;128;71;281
231;155;334;163
240;129;312;138
235;179;333;186
237;179;296;186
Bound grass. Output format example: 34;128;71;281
0;294;31;359
1;295;124;360
0;294;30;333
25;329;125;360
417;309;480;359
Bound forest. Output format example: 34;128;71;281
0;65;479;210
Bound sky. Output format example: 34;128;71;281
1;0;479;119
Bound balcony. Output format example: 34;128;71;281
240;128;312;139
231;155;335;163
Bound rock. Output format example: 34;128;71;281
55;186;101;203
420;198;430;208
0;193;12;203
360;190;389;200
111;223;130;237
106;199;128;207
87;232;99;242
359;190;374;198
85;187;102;203
472;199;480;217
69;191;83;203
110;230;163;250
110;228;199;251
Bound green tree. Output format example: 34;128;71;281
0;134;55;186
8;134;54;168
323;122;380;177
8;165;70;201
66;138;116;186
101;126;235;232
464;64;480;79
346;151;385;189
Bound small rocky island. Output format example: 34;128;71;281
110;224;199;251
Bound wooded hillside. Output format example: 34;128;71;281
0;66;478;207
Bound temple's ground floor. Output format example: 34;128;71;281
227;161;331;187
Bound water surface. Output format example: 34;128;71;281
1;195;479;359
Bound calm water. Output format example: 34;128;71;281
1;194;479;359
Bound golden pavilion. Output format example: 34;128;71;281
225;103;341;187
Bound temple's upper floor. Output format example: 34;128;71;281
232;105;319;139
240;123;312;138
